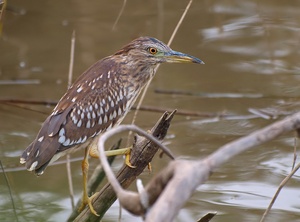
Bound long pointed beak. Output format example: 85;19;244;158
163;50;204;64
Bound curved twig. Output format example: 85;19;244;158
146;111;300;221
260;162;300;222
97;124;175;216
95;111;300;221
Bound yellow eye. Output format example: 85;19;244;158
148;47;158;54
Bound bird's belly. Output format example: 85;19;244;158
49;141;92;165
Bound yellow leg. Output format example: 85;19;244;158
78;144;137;215
78;147;99;216
89;145;136;168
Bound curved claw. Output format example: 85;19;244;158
125;149;136;168
78;193;99;216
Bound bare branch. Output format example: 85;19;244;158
95;111;300;221
66;29;76;211
197;212;217;222
97;124;176;211
72;111;176;221
292;137;297;170
112;0;127;31
260;162;300;222
167;0;193;46
0;160;19;222
146;111;300;221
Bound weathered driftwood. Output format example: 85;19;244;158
95;111;300;222
71;110;176;222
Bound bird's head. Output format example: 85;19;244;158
115;36;204;65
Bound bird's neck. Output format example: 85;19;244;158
117;55;157;87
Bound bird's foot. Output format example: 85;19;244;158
78;192;99;216
89;145;136;168
79;147;99;216
124;148;136;168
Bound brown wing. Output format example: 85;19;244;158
21;57;132;174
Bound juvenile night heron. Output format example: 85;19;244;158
20;36;204;215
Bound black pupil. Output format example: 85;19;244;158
150;48;156;53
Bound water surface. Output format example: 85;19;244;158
1;0;300;221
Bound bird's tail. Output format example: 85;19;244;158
20;122;61;176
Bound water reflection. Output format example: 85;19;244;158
199;181;300;213
200;5;300;75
